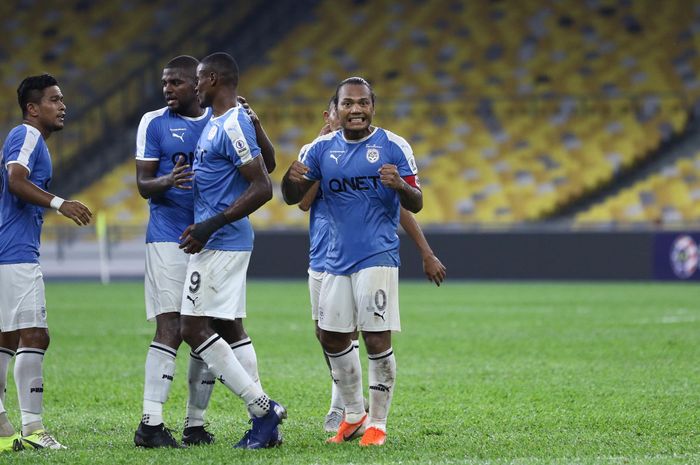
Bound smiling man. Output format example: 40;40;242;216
0;74;92;451
281;77;423;447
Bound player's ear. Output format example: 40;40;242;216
209;71;218;86
25;102;39;117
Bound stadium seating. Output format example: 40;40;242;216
576;152;700;226
238;0;698;227
44;160;147;229
0;0;257;168
25;0;700;228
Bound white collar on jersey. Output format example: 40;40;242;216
341;127;377;144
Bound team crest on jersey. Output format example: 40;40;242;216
366;148;380;163
234;138;248;155
207;126;218;140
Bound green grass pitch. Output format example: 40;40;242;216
1;280;698;464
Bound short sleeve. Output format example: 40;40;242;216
135;112;162;160
5;126;40;174
302;142;322;181
222;111;261;167
297;143;310;162
389;133;418;177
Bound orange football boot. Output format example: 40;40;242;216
326;414;367;443
359;427;386;446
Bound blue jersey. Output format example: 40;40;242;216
298;142;330;273
193;104;261;251
135;106;212;243
0;124;53;264
303;127;419;275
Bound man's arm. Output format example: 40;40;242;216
179;156;272;254
8;164;92;226
298;181;321;212
281;160;314;205
399;207;446;286
135;156;192;199
379;163;423;213
238;96;276;173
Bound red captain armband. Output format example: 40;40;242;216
402;174;421;189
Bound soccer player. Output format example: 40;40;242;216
133;55;215;448
282;77;422;446
297;98;446;433
0;74;92;451
133;56;277;448
178;52;285;450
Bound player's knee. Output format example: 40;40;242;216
154;330;182;349
213;319;246;344
319;330;350;354
19;327;50;350
0;331;20;351
155;316;182;348
179;320;197;346
362;331;391;354
180;317;208;347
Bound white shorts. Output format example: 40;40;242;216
0;263;48;331
308;268;326;320
180;249;250;320
144;242;190;321
318;266;400;333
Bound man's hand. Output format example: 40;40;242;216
168;155;193;190
422;254;447;287
318;122;332;136
179;224;205;254
179;213;228;254
237;96;259;124
58;200;93;226
287;160;310;183
378;164;404;190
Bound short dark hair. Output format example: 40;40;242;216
17;74;59;117
200;52;239;87
164;55;199;73
333;76;376;107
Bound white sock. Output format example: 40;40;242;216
328;339;359;413
14;348;45;435
195;335;268;417
0;348;15;405
0;393;13;437
0;408;14;437
231;338;262;391
367;347;396;432
142;342;177;426
329;379;343;413
326;344;364;424
185;352;215;428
